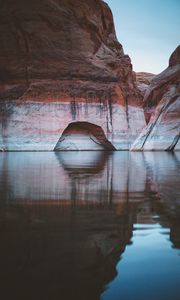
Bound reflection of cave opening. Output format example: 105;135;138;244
54;122;116;151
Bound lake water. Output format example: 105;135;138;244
0;151;179;300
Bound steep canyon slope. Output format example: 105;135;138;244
0;0;145;150
132;45;180;151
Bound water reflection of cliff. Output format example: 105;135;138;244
0;151;179;204
0;152;179;300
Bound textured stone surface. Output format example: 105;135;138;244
132;46;180;151
136;72;155;95
0;0;145;151
54;121;116;150
0;101;145;151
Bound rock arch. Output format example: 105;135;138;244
54;122;116;151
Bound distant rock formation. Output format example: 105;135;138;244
0;0;145;151
136;72;155;95
132;45;180;151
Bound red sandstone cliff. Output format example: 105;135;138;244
0;0;141;105
0;0;145;151
132;45;180;151
136;72;155;96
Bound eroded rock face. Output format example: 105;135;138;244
54;122;116;151
132;46;180;151
0;0;145;150
136;72;155;96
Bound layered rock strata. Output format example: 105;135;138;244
132;46;180;151
136;72;155;95
0;0;145;151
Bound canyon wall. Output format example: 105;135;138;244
132;46;180;151
0;0;179;151
136;72;155;96
0;0;145;150
0;0;145;151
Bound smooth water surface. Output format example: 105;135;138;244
0;151;179;300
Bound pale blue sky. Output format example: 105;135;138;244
105;0;180;74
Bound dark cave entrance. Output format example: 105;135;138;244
54;121;116;151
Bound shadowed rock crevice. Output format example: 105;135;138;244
54;122;116;151
166;134;180;151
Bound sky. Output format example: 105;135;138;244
105;0;180;74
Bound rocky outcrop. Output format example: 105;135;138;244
136;72;155;95
132;46;180;151
0;0;145;151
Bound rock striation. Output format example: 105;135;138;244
0;0;145;151
54;121;116;150
132;46;180;151
136;72;155;96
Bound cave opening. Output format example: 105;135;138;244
54;121;116;151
